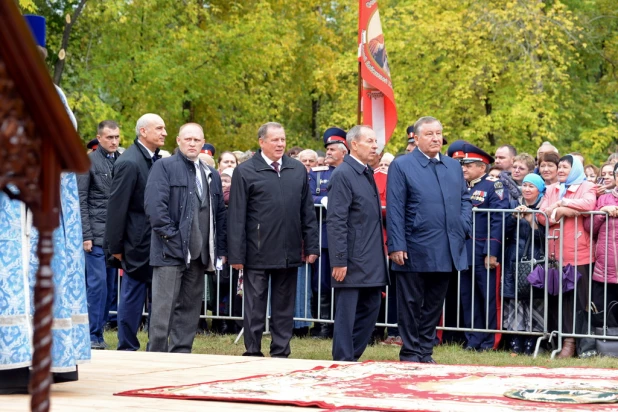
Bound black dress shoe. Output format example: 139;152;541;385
523;337;535;355
464;345;478;352
293;327;308;338
509;336;523;354
420;357;437;364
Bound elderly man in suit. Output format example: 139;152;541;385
106;113;166;351
227;122;319;358
327;125;389;361
386;116;472;363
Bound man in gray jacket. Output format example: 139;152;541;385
77;120;121;350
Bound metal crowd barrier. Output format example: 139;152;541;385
108;205;618;359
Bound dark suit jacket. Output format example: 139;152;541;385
326;155;388;288
386;149;472;273
106;138;157;280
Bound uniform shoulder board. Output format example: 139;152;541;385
486;175;498;182
311;166;330;172
493;180;505;200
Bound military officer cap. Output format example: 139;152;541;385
86;138;99;151
406;125;415;143
323;127;349;152
201;143;216;156
407;124;448;144
448;140;494;164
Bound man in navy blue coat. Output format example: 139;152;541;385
327;125;389;361
386;116;472;363
448;141;510;351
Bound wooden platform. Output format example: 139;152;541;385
4;351;344;411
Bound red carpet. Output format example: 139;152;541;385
116;361;618;411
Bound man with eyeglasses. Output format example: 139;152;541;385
77;120;121;350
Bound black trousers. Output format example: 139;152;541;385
397;271;451;362
242;267;297;358
332;287;382;361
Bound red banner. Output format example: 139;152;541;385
358;0;397;152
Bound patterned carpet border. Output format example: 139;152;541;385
115;361;618;411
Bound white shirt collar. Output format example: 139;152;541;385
137;139;155;158
261;151;281;167
349;154;366;167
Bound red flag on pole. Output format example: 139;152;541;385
358;0;397;152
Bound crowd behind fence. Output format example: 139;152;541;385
110;206;618;359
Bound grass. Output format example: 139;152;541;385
103;330;618;369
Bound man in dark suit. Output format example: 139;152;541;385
106;113;166;351
386;116;472;363
145;123;227;353
327;125;389;361
227;122;319;358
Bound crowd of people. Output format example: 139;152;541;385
73;113;618;363
7;12;618;397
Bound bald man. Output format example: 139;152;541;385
106;113;166;350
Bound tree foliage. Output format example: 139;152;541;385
23;0;618;163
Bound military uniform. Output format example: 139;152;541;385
308;127;349;338
448;141;510;350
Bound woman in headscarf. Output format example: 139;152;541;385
537;155;596;358
503;174;546;355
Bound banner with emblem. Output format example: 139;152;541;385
358;0;397;153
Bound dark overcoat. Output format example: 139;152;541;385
386;149;472;273
227;151;319;269
326;155;388;288
144;152;227;267
106;138;156;279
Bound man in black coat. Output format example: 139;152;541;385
144;123;227;353
106;113;166;351
327;125;389;361
77;120;121;350
228;122;319;358
387;117;472;363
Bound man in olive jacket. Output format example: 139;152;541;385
327;125;389;361
228;122;319;358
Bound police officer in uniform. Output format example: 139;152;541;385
448;140;510;351
308;127;349;338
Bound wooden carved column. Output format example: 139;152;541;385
0;56;60;412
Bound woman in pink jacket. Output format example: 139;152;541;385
537;155;596;358
591;163;618;308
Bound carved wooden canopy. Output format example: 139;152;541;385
0;0;88;210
